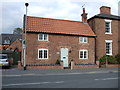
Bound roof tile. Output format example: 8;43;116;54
26;16;96;36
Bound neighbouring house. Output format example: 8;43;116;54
88;6;120;60
0;34;22;51
21;8;96;69
7;39;22;52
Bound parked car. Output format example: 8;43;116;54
0;54;13;68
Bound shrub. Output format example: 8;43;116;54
99;55;117;65
115;54;120;63
56;59;60;64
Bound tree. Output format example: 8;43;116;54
13;28;22;35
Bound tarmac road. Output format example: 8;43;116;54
1;67;119;88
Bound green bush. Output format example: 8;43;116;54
99;55;117;65
12;52;21;65
115;54;120;63
56;59;60;64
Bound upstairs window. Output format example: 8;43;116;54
105;19;112;34
38;33;48;41
79;36;88;43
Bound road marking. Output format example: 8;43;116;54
55;81;64;83
95;77;119;81
3;81;64;87
3;75;22;77
2;73;35;77
22;73;35;76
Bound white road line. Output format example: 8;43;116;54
55;81;64;83
95;77;119;81
2;73;35;77
3;81;64;87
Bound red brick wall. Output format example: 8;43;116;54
88;18;119;60
22;33;95;66
73;65;99;69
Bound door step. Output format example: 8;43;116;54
64;67;71;69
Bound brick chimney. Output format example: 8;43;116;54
81;8;88;24
100;6;111;14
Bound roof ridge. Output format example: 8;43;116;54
27;16;83;24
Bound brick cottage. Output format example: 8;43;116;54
20;8;97;70
19;6;120;70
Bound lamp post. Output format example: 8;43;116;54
24;3;29;70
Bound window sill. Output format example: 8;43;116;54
105;33;112;35
106;54;112;56
38;40;48;41
79;42;88;43
37;58;49;60
79;58;88;60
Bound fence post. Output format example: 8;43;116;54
106;57;108;68
71;61;74;70
18;61;24;70
60;61;64;69
96;60;100;68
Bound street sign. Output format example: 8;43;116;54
22;40;26;49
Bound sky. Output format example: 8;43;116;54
0;0;119;34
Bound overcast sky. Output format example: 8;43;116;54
0;0;119;34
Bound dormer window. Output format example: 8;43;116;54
4;40;10;44
38;33;48;41
105;19;112;34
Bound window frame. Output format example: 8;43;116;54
105;19;112;34
38;33;48;41
105;40;112;55
38;49;48;59
79;36;88;43
79;50;88;59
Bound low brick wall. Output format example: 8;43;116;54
71;61;99;69
73;64;99;69
18;61;63;70
26;65;63;70
106;64;120;68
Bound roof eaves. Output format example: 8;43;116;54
88;14;120;21
26;30;96;37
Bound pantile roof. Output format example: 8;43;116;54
26;16;96;37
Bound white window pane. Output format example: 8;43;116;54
39;34;43;40
44;50;48;58
105;21;111;33
44;34;48;40
39;50;43;58
84;37;87;42
106;42;112;55
80;51;83;58
84;51;87;58
80;37;83;42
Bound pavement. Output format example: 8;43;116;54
1;66;119;76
